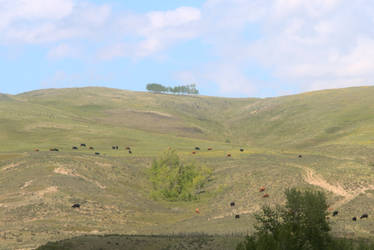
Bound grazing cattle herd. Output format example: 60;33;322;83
33;146;370;223
40;143;135;156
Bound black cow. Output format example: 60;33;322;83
230;202;235;207
95;152;100;155
195;147;200;150
235;215;240;219
116;146;119;150
72;146;78;150
298;155;302;158
128;150;132;154
240;149;244;152
332;210;338;216
81;144;86;147
112;146;116;150
50;148;59;152
360;214;368;219
72;203;80;208
352;217;357;221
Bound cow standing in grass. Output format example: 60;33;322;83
360;213;368;219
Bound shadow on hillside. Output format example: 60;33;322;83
36;233;244;250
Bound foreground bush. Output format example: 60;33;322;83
237;188;374;250
149;149;212;201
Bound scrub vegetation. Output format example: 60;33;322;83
149;149;212;201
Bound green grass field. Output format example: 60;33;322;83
1;87;374;249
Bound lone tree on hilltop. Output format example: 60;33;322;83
146;83;168;93
146;83;199;95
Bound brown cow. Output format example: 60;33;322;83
125;146;131;150
227;153;231;157
263;194;269;198
192;151;196;155
259;187;265;192
208;147;212;151
34;149;39;152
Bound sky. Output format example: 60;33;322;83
1;0;374;98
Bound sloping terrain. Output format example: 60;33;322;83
0;87;374;249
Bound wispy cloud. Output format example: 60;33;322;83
185;0;374;95
98;7;201;59
47;43;79;59
0;0;111;44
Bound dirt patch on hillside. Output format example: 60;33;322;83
303;168;348;197
54;167;106;189
35;186;58;197
289;163;374;209
21;180;33;189
1;162;24;171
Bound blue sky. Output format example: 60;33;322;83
1;0;374;97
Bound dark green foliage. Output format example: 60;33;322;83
148;149;212;201
146;83;168;93
237;188;374;250
146;83;199;95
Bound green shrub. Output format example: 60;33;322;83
237;188;374;250
149;149;212;201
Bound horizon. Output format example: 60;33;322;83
1;0;374;98
2;84;374;99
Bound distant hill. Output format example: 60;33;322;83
1;86;374;152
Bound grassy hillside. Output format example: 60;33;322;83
0;86;374;249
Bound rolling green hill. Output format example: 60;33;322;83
1;86;374;249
